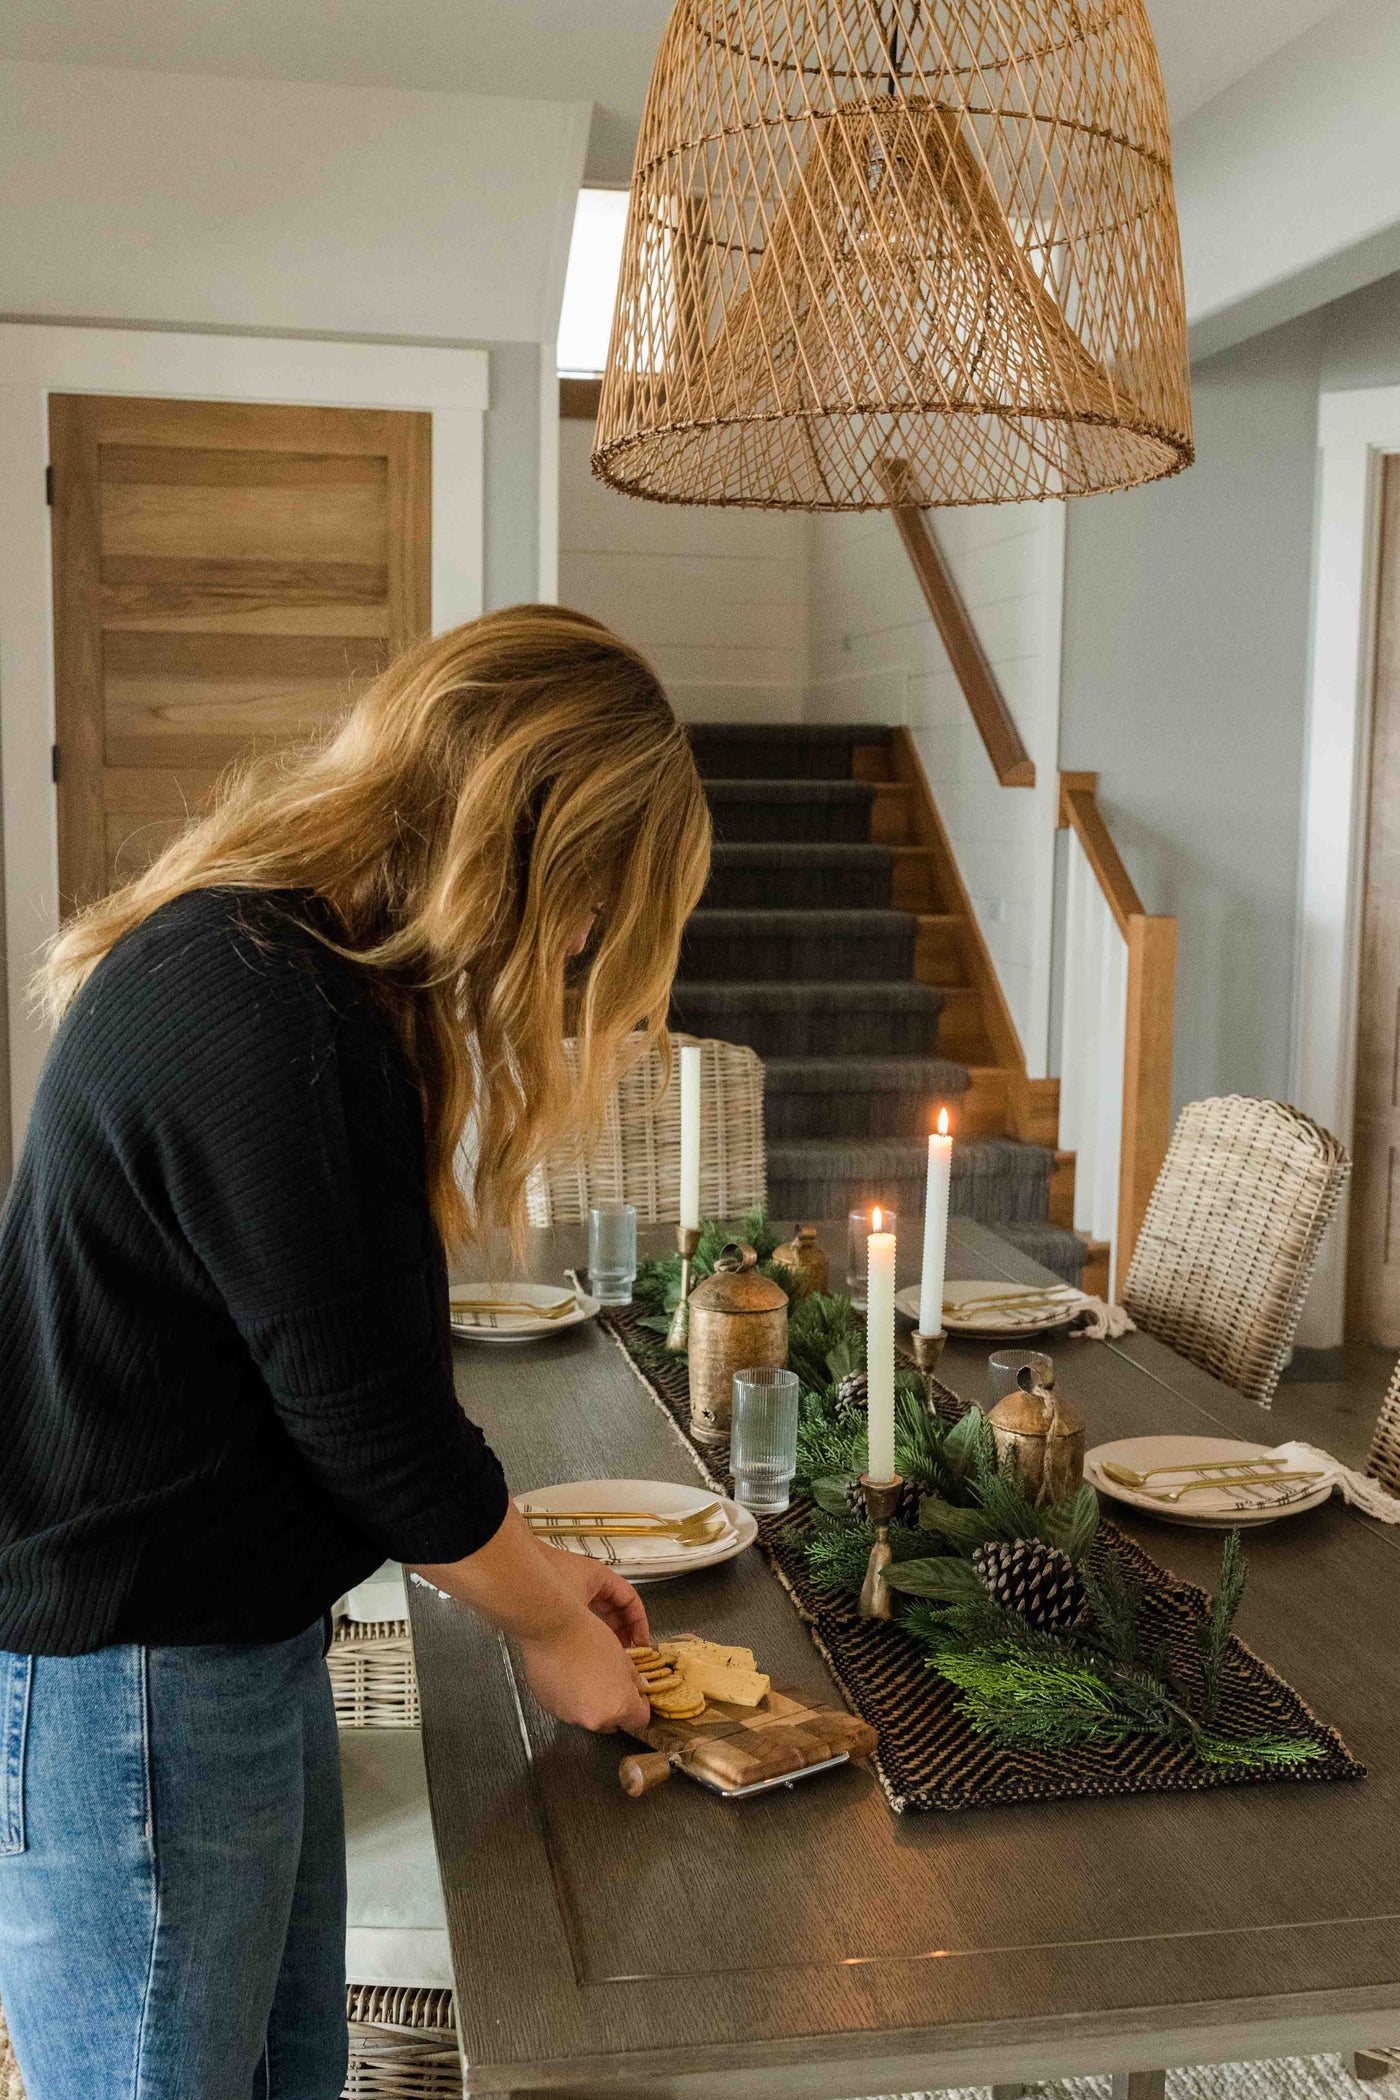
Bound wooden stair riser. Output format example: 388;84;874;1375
852;740;893;784
869;781;916;846
888;846;945;912
914;915;970;986
1049;1151;1077;1231
928;985;991;1064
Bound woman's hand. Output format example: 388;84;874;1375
545;1547;650;1650
518;1607;651;1734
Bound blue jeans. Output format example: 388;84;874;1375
0;1618;347;2099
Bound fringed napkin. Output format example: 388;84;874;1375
1272;1442;1400;1523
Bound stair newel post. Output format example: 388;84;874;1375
665;1225;702;1353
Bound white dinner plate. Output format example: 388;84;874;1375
1086;1435;1334;1529
448;1280;599;1344
896;1279;1082;1340
515;1477;758;1582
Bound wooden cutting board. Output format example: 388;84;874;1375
619;1683;878;1798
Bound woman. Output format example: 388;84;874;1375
0;606;712;2099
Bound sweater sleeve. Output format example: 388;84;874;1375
127;896;509;1566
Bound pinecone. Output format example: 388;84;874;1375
845;1473;927;1529
833;1369;868;1421
972;1539;1086;1633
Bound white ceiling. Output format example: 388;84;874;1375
1;0;1350;183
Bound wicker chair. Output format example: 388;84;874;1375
329;1566;420;1729
345;1984;459;2096
526;1034;765;1227
0;2003;23;2100
1364;1356;1400;1500
1123;1095;1351;1409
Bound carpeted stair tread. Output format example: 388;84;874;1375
688;723;892;780
704;842;893;911
670;979;942;1059
767;1136;1053;1218
765;1054;968;1139
681;908;916;983
704;779;873;845
993;1221;1090;1289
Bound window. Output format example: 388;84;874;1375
557;188;630;376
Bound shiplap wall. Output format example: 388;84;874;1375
558;419;813;720
809;503;1065;1073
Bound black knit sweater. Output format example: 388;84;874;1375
0;888;509;1654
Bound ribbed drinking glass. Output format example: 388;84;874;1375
729;1368;801;1514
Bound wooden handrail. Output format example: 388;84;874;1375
1057;769;1143;937
1058;770;1176;1284
878;459;1035;788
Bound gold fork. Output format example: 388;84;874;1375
1103;1456;1291;1487
524;1503;725;1543
450;1295;577;1321
1100;1463;1323;1503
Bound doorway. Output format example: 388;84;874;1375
49;393;432;915
1348;453;1400;1345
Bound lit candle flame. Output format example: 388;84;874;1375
937;1106;950;1137
872;1205;883;1233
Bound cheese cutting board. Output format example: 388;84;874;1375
618;1683;878;1799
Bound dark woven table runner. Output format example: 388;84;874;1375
598;1301;1365;1813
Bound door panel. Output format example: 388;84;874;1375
50;393;431;914
1349;455;1400;1344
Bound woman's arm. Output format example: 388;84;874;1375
409;1505;651;1733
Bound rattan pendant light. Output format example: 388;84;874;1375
593;1;1194;509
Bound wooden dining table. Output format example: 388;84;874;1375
412;1217;1400;2100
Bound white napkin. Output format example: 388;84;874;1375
1272;1442;1400;1523
1069;1295;1137;1341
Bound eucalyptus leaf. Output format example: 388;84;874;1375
810;1474;858;1517
1042;1482;1101;1564
917;1494;1002;1546
884;1556;987;1601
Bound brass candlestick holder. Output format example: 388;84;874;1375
908;1328;947;1412
664;1224;702;1353
857;1474;906;1620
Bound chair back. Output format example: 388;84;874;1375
526;1035;765;1227
1123;1094;1351;1407
1366;1358;1400;1499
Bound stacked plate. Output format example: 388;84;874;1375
895;1279;1082;1340
1086;1436;1333;1528
448;1281;599;1343
516;1479;757;1582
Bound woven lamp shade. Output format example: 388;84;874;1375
594;0;1193;509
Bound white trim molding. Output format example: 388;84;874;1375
1289;386;1398;1347
0;322;489;1156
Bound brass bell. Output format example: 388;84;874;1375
988;1362;1085;1506
771;1224;830;1300
686;1242;788;1446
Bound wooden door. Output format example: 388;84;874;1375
49;394;432;913
1349;455;1400;1344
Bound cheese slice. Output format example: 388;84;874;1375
670;1655;771;1709
658;1635;757;1673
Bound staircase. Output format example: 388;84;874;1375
673;723;1092;1288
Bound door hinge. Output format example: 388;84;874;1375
51;745;60;785
45;465;53;507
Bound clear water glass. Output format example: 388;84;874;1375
846;1207;896;1307
987;1346;1055;1402
730;1367;801;1514
587;1201;637;1306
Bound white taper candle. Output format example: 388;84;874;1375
918;1108;953;1335
866;1208;897;1484
679;1044;702;1232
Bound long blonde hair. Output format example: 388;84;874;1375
42;606;712;1249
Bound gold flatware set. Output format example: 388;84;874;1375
522;1502;728;1544
450;1294;578;1322
1098;1457;1323;1504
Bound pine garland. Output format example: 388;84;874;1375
636;1209;1323;1774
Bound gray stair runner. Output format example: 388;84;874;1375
679;725;1087;1282
681;909;917;984
705;779;873;845
705;843;894;910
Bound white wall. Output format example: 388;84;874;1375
0;59;588;346
558;419;813;720
808;504;1065;1072
1175;0;1400;359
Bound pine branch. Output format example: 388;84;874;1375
1198;1529;1247;1726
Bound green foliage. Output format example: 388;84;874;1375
1198;1528;1246;1725
804;1516;926;1597
785;1290;865;1395
883;1555;986;1602
1043;1481;1101;1565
